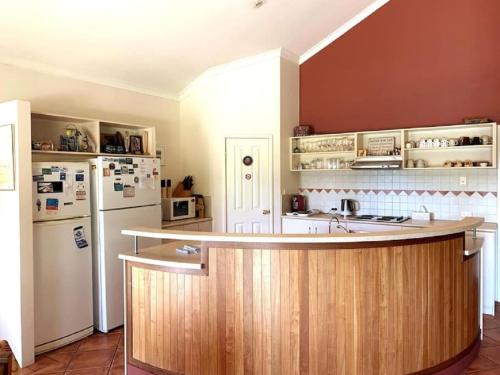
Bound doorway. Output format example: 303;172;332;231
225;137;273;233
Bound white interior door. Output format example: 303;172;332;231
226;137;272;233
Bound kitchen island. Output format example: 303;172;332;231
120;217;483;375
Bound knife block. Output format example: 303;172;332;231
172;182;192;197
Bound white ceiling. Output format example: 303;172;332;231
0;0;383;98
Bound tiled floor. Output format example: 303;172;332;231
18;327;123;375
464;303;500;374
11;306;500;375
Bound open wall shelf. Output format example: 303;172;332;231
30;112;156;161
290;122;497;171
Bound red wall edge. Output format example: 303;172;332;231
299;0;500;133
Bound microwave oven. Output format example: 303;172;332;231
162;197;196;221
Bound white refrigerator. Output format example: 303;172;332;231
91;156;161;332
32;162;94;354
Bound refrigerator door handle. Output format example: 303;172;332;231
34;216;91;225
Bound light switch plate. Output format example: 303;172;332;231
459;176;467;186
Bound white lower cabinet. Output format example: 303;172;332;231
282;218;334;234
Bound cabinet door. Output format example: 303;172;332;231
182;223;199;232
312;220;331;234
472;230;497;315
347;222;401;233
282;218;312;234
198;221;213;232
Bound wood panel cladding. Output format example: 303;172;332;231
126;234;479;375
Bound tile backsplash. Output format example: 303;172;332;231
299;169;498;222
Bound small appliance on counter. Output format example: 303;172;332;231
340;199;358;218
162;196;196;221
291;194;305;212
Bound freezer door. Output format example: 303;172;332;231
95;204;161;332
34;217;94;347
96;157;161;211
32;162;90;221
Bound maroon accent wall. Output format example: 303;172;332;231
299;0;500;133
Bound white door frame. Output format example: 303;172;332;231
224;135;274;233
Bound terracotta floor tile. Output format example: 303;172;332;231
66;350;114;370
110;326;124;335
20;352;73;374
109;350;124;375
470;369;500;375
481;336;500;348
485;318;500;330
64;368;110;375
485;328;500;343
78;333;120;352
465;355;500;373
479;346;500;365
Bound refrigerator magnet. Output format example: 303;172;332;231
114;169;121;176
133;163;138;168
32;175;44;182
76;190;86;200
134;176;139;183
123;185;135;198
73;226;89;249
103;168;110;177
121;165;128;175
126;158;133;164
46;198;59;211
128;169;134;175
119;158;126;164
42;168;52;175
114;182;124;192
109;163;116;170
60;172;66;181
75;174;85;182
36;198;41;212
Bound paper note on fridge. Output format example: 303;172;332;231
123;185;135;198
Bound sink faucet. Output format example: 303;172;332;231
327;209;349;233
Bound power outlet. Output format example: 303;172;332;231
459;176;467;186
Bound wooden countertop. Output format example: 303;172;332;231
162;217;212;228
119;241;203;270
122;217;483;244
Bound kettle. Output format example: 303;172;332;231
340;199;357;218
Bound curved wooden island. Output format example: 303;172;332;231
119;217;484;375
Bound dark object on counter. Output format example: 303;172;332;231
161;180;167;199
294;125;314;137
166;179;172;198
341;199;356;216
291;194;305;212
182;176;194;190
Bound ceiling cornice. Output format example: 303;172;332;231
0;58;179;101
299;0;390;64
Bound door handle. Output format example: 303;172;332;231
314;227;318;234
261;209;271;215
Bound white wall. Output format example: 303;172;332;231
0;101;34;367
0;63;181;183
179;50;299;232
